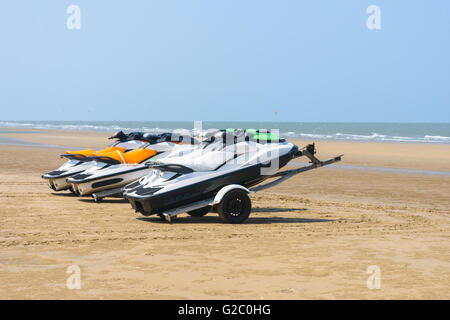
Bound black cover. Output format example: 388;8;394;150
110;131;191;144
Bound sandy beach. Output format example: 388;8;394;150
0;127;449;299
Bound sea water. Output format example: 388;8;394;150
1;121;449;144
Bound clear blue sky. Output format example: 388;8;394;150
1;1;449;122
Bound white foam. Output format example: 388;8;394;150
284;131;450;144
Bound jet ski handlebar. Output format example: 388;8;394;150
60;154;88;160
109;131;196;144
108;130;128;140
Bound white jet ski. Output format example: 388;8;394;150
42;131;176;192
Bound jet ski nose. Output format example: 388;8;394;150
42;170;67;178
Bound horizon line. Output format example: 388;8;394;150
1;120;450;124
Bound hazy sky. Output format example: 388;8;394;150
1;1;449;122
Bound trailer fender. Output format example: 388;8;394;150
212;184;252;205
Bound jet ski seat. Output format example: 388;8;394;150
96;146;127;154
65;148;97;156
96;148;157;164
65;146;126;156
120;148;157;163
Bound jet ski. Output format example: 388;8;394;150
42;131;177;192
67;131;233;199
122;130;302;222
67;140;196;198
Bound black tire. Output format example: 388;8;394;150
217;190;251;224
187;206;211;217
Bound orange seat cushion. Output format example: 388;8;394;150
65;146;126;157
121;148;157;163
65;148;97;156
93;148;157;164
96;146;126;154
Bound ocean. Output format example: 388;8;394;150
1;121;450;144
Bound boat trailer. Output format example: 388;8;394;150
159;144;343;223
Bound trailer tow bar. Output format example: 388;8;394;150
251;153;343;192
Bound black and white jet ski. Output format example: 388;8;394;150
122;130;343;223
121;132;296;221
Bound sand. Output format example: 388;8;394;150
0;127;449;299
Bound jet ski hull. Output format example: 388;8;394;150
69;165;152;196
46;175;73;191
41;160;96;191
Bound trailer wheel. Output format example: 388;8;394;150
217;190;251;224
187;206;211;217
